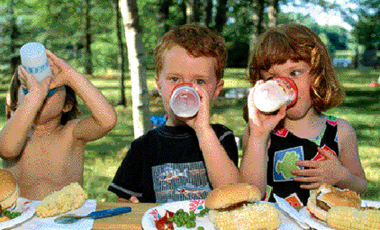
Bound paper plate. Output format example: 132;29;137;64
362;199;380;209
298;199;380;230
0;197;36;230
141;200;214;230
141;200;303;230
298;207;333;230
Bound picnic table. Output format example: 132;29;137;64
93;202;158;230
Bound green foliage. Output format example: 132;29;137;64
1;0;359;82
352;0;380;49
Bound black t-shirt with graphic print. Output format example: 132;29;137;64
266;115;340;206
108;124;239;203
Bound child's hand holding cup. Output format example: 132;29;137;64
20;42;55;97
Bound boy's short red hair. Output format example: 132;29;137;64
154;24;227;81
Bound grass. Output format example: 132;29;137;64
1;67;380;202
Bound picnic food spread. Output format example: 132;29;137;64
306;183;361;222
154;208;208;230
36;182;87;218
0;169;20;223
205;183;281;230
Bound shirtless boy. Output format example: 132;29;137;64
0;50;117;200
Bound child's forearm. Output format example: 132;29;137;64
335;168;367;194
239;134;269;198
66;72;117;141
196;125;239;188
0;96;40;158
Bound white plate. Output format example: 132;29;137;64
298;200;380;230
362;199;380;209
299;207;333;230
0;197;36;230
141;200;303;230
142;200;214;230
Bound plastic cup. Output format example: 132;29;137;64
253;76;298;113
169;84;200;118
20;42;54;82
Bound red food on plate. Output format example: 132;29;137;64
155;210;174;230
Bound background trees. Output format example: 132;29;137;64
0;0;378;135
2;0;370;74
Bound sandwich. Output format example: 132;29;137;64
306;183;361;222
0;169;19;210
205;183;281;230
0;169;19;223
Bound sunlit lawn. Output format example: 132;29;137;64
1;68;380;202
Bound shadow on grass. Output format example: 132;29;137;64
363;179;380;200
83;174;118;201
85;133;134;154
95;84;132;92
343;89;380;113
212;97;247;114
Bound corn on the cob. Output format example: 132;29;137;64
327;206;380;230
36;182;87;218
208;202;281;230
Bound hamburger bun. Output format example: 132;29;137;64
205;183;261;209
205;183;280;230
0;169;19;210
307;183;361;222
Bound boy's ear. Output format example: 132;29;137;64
212;80;224;101
155;75;162;93
63;102;73;113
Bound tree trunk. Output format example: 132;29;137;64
10;0;18;75
214;0;228;33
113;0;127;106
179;0;187;25
186;0;201;23
84;0;92;75
119;0;151;138
268;0;279;28
354;46;359;69
157;0;171;35
201;0;213;27
249;0;265;52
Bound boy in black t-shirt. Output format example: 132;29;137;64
108;24;239;203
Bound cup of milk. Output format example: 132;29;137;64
170;83;200;118
253;76;298;113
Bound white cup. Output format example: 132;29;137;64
20;42;54;82
169;84;200;118
253;76;298;113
